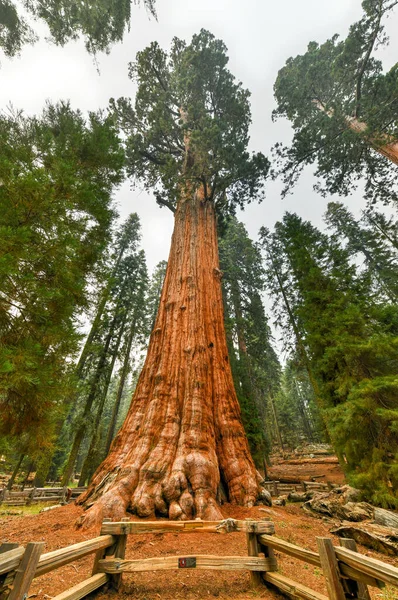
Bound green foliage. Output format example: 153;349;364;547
219;216;281;464
57;214;149;484
274;360;324;449
111;29;269;214
0;0;37;57
273;0;398;206
0;102;124;450
0;0;156;58
263;212;398;507
326;202;398;301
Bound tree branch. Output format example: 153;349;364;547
155;193;176;213
355;0;384;118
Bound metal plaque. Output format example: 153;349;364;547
178;557;196;568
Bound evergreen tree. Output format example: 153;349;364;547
219;217;281;465
0;102;124;457
61;217;147;484
273;0;398;206
264;212;398;507
326;202;398;301
260;226;322;407
0;0;156;58
78;30;269;526
146;260;167;330
274;360;324;449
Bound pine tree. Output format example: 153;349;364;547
61;218;147;485
325;202;398;301
146;260;167;330
0;102;124;459
274;360;324;449
219;217;281;465
264;212;398;507
273;0;398;206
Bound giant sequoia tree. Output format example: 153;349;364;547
78;30;269;526
273;0;398;205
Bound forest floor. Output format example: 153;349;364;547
267;459;346;484
1;502;396;600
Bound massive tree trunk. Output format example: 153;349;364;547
77;188;261;527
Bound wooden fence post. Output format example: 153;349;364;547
0;543;20;600
246;521;263;588
256;522;278;592
317;538;346;600
27;488;36;506
92;519;112;576
8;542;44;600
339;538;371;600
110;517;129;591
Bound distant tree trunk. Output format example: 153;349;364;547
78;313;127;486
22;461;35;489
270;257;323;407
294;381;314;442
61;301;124;486
7;454;25;490
268;393;284;449
104;315;138;455
77;188;261;527
75;243;127;380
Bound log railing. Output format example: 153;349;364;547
0;487;87;507
262;480;336;497
0;517;397;600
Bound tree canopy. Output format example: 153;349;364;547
0;0;156;58
273;0;398;206
111;29;269;214
0;102;124;446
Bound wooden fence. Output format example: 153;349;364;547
262;480;335;497
0;487;87;507
0;517;397;600
0;481;333;505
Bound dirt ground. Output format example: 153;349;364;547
1;502;396;600
267;459;345;485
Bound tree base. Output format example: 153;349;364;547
75;462;270;529
76;192;267;529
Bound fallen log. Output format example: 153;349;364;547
266;475;314;484
373;508;398;530
288;492;313;503
280;458;339;465
331;522;398;557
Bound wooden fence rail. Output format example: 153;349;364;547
0;517;397;600
0;487;87;507
262;481;336;497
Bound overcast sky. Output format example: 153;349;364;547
2;0;397;277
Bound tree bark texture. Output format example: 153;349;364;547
78;189;261;526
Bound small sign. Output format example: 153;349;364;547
178;557;196;568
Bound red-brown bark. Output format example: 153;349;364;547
77;188;262;527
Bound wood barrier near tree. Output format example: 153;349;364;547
0;487;87;507
262;481;336;497
0;517;397;600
